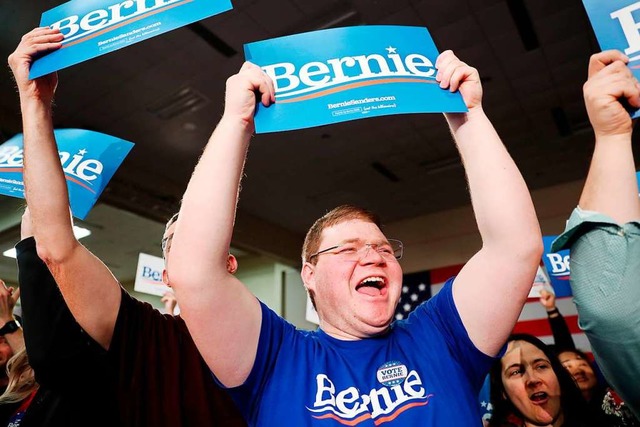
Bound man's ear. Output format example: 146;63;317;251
301;262;315;290
162;269;171;287
227;254;238;274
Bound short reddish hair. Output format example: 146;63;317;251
302;205;381;265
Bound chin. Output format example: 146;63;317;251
528;410;556;426
365;315;394;333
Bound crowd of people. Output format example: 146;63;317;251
0;23;638;427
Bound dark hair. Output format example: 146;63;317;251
488;334;590;427
557;348;590;363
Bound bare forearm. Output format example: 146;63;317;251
170;116;263;386
447;108;541;355
20;97;120;350
579;134;640;223
21;98;75;254
447;109;541;251
172;116;253;285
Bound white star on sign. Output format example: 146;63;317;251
481;401;487;408
78;149;87;155
396;313;403;320
403;303;411;312
402;286;408;293
410;294;418;301
385;46;397;54
418;283;426;291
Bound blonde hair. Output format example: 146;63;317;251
0;348;38;404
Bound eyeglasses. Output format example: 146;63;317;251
308;239;403;262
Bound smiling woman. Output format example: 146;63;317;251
488;334;596;427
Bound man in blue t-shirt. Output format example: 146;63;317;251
166;49;543;426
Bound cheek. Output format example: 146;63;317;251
503;381;525;405
547;375;562;395
315;265;353;297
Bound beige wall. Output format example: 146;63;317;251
13;178;587;326
382;178;585;273
231;178;586;275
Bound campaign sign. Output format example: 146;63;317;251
582;0;640;118
244;25;468;133
30;0;233;79
305;294;320;325
528;265;554;298
134;252;170;297
541;236;572;297
0;129;134;219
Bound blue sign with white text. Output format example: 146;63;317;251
542;236;572;298
30;0;233;78
582;0;640;118
244;26;468;133
0;129;134;219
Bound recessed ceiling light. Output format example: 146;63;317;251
2;248;16;259
73;225;92;240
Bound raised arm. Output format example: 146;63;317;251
8;28;121;349
578;50;640;222
169;62;275;387
437;51;543;356
0;280;23;354
564;50;640;418
539;290;575;351
17;207;111;388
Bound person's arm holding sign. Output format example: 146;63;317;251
169;62;275;387
554;50;640;417
438;51;543;356
579;51;640;222
8;27;121;350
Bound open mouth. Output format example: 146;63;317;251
355;276;386;296
573;374;587;382
529;392;549;404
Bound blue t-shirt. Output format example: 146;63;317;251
228;278;495;426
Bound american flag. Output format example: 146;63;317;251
394;270;431;320
395;263;590;352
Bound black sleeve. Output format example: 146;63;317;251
547;308;576;352
16;237;110;389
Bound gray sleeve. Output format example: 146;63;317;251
561;210;640;418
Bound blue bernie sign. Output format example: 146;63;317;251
0;129;134;219
244;25;468;133
30;0;232;79
541;236;572;298
582;0;640;118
